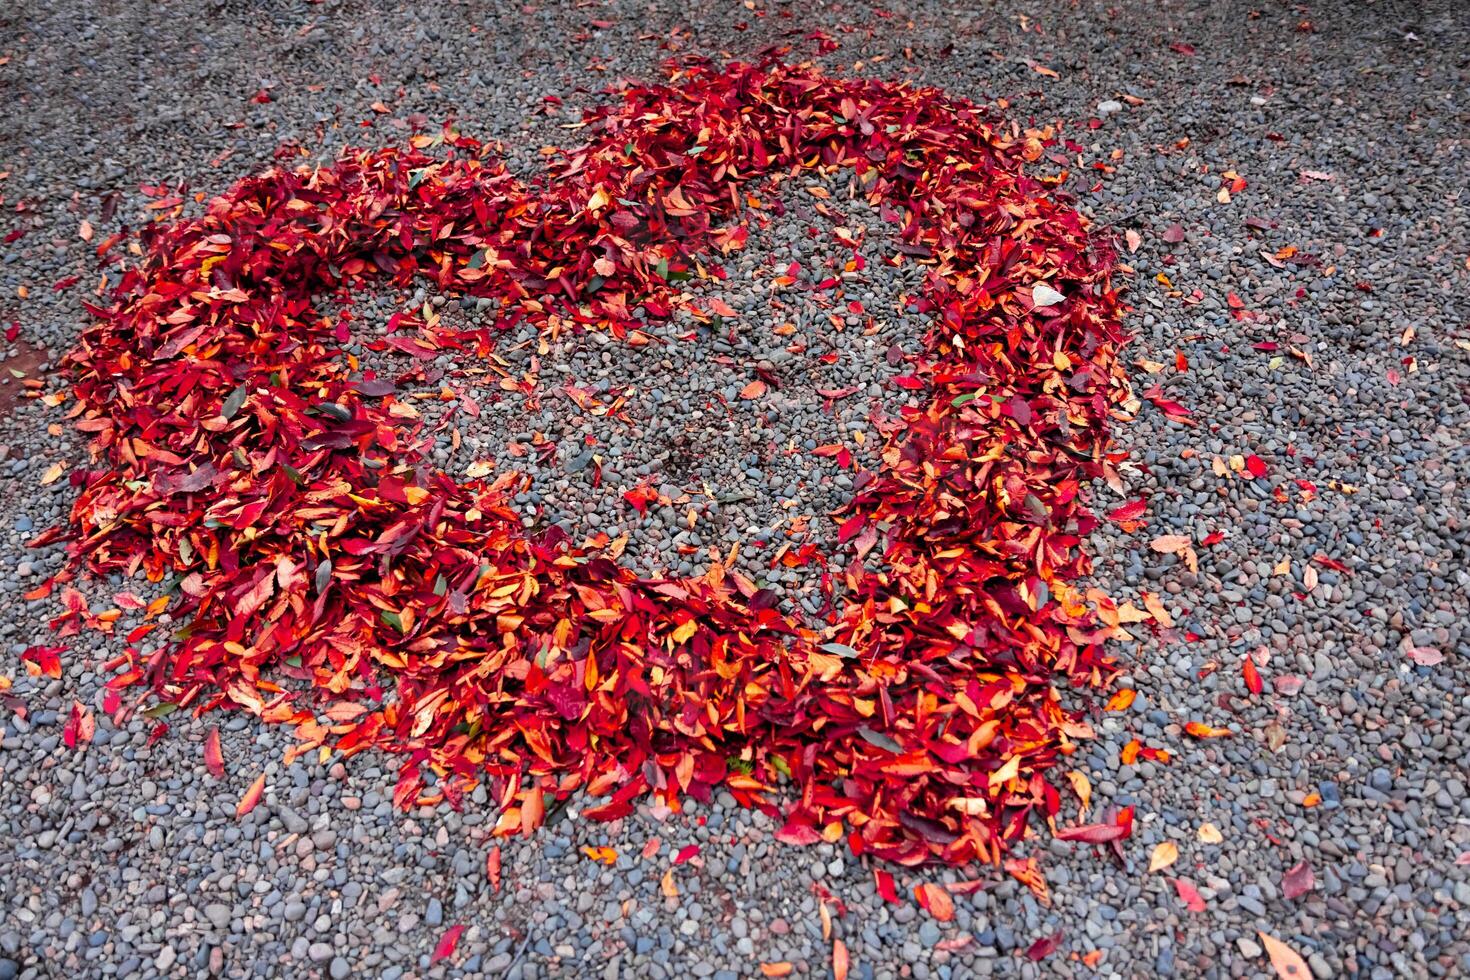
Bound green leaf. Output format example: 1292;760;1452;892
379;610;404;632
857;726;903;754
220;385;248;420
951;392;978;407
144;702;178;719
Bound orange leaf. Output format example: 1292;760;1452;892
915;882;954;921
1242;658;1263;695
832;939;850;980
1258;932;1311;979
1148;841;1179;873
759;965;793;978
235;773;266;818
1104;689;1136;712
520;788;545;836
486;846;502;893
739;379;767;399
1185;721;1234;738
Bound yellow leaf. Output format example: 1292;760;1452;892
671;619;698;645
1197;823;1223;844
1148;841;1179;873
40;462;66;486
1066;771;1092;816
1258;932;1311;978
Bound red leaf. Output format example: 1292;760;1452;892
1172;877;1206;912
1055;821;1130;844
431;924;465;964
1025;930;1065;960
1281;860;1315;900
874;869;901;905
204;727;225;778
1107;499;1147;523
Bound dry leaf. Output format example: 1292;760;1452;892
236;772;266;818
1148;841;1179;873
1258;932;1311;978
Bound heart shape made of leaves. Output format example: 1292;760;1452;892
53;58;1131;866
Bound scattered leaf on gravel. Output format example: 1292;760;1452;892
235;773;266;818
431;924;465;964
1281;860;1315;900
1198;823;1224;844
914;883;955;921
1258;932;1311;978
832;938;850;980
1025;931;1065;961
1148;841;1179;873
1172;877;1206;912
203;727;224;778
486;846;501;893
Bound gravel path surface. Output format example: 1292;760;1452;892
3;2;1468;979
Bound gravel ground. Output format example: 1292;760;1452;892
2;2;1469;979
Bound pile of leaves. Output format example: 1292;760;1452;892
48;57;1133;866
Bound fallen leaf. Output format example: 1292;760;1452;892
431;924;465;964
1197;823;1224;844
204;727;225;778
236;773;266;818
1148;841;1179;873
1031;283;1066;308
1258;932;1311;978
1172;877;1206;912
1281;860;1314;900
486;846;502;892
1025;931;1065;960
832;938;850;980
914;882;954;921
